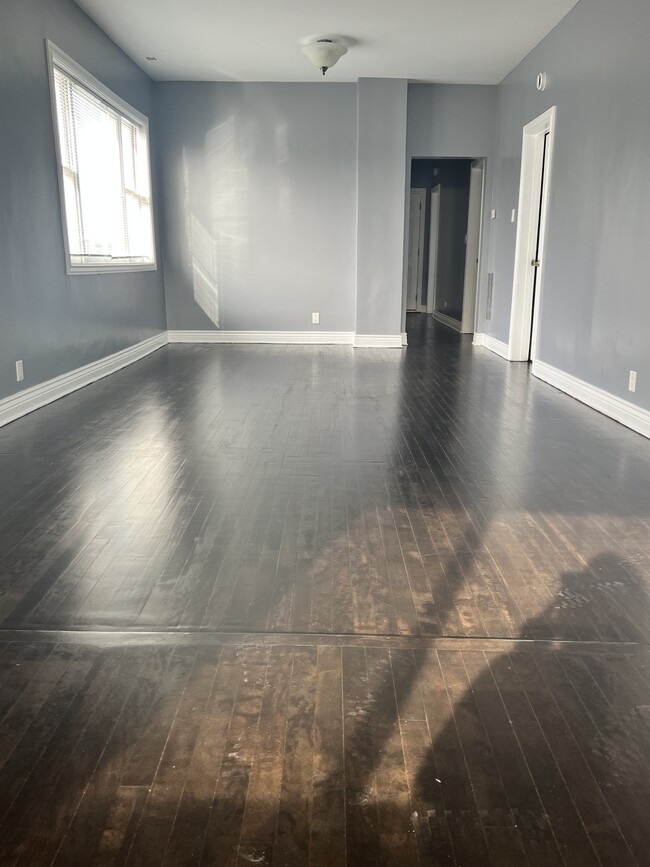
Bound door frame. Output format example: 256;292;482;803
426;184;441;315
508;106;557;361
461;159;485;333
407;188;427;312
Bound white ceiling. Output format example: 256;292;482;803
73;0;580;84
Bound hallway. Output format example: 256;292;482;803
0;319;648;864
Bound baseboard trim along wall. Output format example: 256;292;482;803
433;311;462;333
0;332;168;428
473;332;510;359
532;359;650;439
2;330;647;439
169;331;405;349
167;330;355;345
0;329;407;427
353;334;404;348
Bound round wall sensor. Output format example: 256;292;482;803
536;72;547;92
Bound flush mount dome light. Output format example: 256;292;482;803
301;38;348;76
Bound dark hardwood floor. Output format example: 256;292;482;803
0;316;648;864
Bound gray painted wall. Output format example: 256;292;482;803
156;82;358;333
488;0;650;410
407;84;498;160
356;78;408;337
0;0;166;402
404;84;497;331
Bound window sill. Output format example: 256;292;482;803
65;262;158;276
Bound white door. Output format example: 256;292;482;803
461;160;485;334
509;107;556;361
407;189;426;311
426;185;441;314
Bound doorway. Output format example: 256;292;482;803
407;158;486;335
508;107;556;361
461;160;485;333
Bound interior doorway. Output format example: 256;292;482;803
407;188;426;311
508;107;556;361
461;159;485;333
407;158;486;335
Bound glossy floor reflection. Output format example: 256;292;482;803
0;316;648;865
0;318;648;640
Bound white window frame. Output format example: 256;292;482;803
46;40;157;275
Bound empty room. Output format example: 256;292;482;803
0;0;649;864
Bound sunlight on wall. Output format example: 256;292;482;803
207;117;249;288
190;214;220;326
182;147;220;327
180;117;250;327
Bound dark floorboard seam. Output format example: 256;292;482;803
0;628;646;655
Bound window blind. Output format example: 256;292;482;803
51;58;155;270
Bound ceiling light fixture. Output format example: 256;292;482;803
301;38;348;76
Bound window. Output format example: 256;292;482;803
47;42;156;273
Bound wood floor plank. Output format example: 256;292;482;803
509;652;634;867
271;647;318;867
125;646;221;866
367;647;420;866
461;651;564;867
534;653;648;865
0;321;648;864
233;646;293;867
2;648;137;864
162;645;247;866
342;646;382;866
52;647;166;867
309;645;346;867
437;649;528;867
488;651;601;866
199;646;270;867
120;645;199;789
416;649;492;866
0;647;95;827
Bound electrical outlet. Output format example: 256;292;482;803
15;360;24;382
511;209;516;223
629;370;637;392
490;209;497;219
312;312;320;325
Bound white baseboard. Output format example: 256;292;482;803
473;332;510;359
353;334;404;349
0;326;408;429
532;360;650;439
433;311;462;333
0;332;168;428
168;330;355;345
401;332;408;347
168;330;403;349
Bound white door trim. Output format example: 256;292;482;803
461;160;485;334
508;106;556;362
407;188;426;311
426;184;441;315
